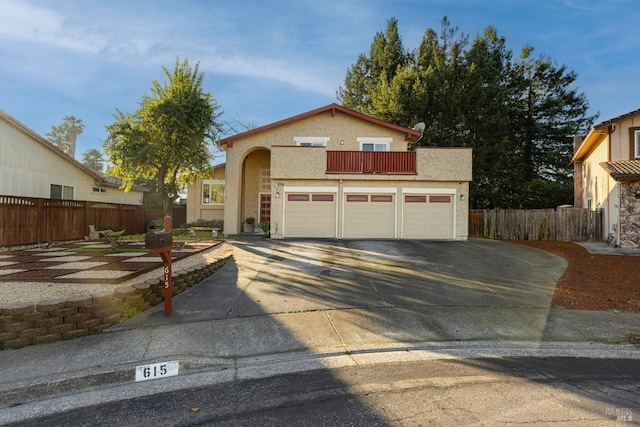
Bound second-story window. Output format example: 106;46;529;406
357;137;391;151
294;136;329;147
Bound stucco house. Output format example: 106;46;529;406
573;108;640;248
0;110;145;204
186;163;225;223
190;104;472;240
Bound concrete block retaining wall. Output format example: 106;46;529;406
0;255;231;350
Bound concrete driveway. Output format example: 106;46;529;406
4;237;640;422
228;238;565;316
117;237;640;347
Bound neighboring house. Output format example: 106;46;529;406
193;103;472;240
187;163;225;223
573;108;640;248
0;110;145;204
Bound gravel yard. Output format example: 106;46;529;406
0;241;231;307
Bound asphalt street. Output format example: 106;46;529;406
1;238;639;425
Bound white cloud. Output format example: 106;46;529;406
0;0;341;98
0;0;109;53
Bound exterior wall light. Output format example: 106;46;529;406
460;194;465;201
276;191;280;198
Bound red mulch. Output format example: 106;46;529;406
512;241;640;313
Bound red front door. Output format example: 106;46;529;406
260;194;271;223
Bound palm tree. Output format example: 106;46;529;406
62;116;85;158
46;116;85;157
81;148;105;172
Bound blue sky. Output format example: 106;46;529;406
1;0;638;165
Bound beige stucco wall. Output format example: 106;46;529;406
270;146;472;182
242;150;270;223
186;166;225;223
223;110;415;234
223;108;472;237
0;115;143;205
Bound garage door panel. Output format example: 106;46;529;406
285;193;336;238
344;194;395;238
403;193;453;239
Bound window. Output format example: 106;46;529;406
429;195;451;203
405;195;427;203
294;137;329;147
628;127;640;159
371;195;392;202
260;166;271;192
346;194;368;202
288;194;309;201
357;137;391;151
312;194;334;201
361;143;387;151
92;187;107;194
202;180;225;204
50;184;74;200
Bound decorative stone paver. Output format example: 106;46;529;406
0;240;220;284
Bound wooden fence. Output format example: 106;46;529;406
468;208;603;242
0;195;186;247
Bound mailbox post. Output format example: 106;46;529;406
145;231;174;314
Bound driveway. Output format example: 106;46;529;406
120;237;626;345
5;238;640;424
228;238;566;316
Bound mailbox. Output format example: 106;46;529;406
145;231;173;249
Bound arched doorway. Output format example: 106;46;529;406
240;148;271;228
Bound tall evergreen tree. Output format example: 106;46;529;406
338;18;407;117
414;17;469;147
338;17;597;209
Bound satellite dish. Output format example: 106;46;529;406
413;122;426;133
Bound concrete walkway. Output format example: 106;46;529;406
1;238;639;423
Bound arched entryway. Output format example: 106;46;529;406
240;148;271;228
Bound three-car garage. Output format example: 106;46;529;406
282;186;456;239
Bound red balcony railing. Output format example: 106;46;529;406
326;151;416;174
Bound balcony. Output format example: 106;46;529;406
326;151;416;174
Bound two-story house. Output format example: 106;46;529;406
189;104;472;240
573;108;640;248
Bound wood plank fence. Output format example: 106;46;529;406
0;195;186;247
468;208;603;242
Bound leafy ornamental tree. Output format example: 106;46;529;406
338;17;597;209
81;148;105;172
104;57;223;217
45;116;85;157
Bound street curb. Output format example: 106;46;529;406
2;340;639;423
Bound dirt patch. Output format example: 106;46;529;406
512;240;640;313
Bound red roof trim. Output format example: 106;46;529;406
220;103;421;148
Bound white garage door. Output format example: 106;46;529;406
284;192;337;238
403;194;454;239
343;193;395;238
